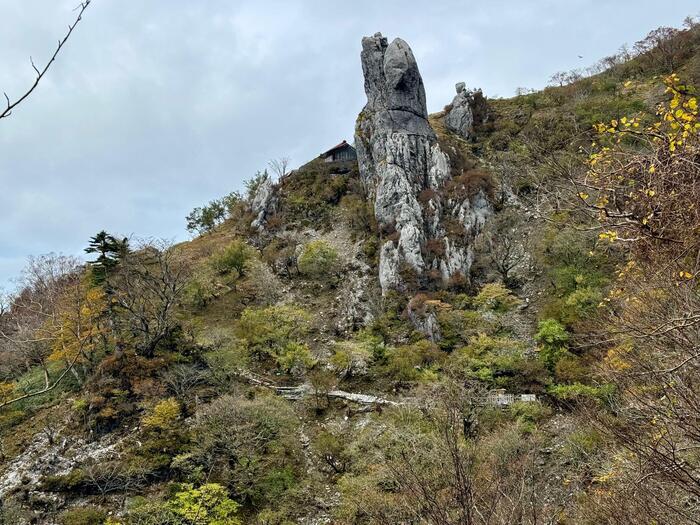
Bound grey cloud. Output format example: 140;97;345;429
1;0;697;289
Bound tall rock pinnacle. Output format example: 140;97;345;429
355;33;491;293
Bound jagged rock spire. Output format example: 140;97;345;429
355;33;491;294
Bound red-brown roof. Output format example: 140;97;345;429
320;140;352;157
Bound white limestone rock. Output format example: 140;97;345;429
355;33;492;293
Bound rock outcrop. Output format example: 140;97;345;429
355;33;491;293
444;83;489;140
249;173;277;230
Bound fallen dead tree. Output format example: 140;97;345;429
234;369;399;406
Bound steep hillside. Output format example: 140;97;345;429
0;21;699;525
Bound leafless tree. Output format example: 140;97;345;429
0;254;86;409
108;240;190;357
82;457;145;502
39;412;61;446
583;260;700;524
634;26;686;72
514;87;535;97
475;209;525;288
338;379;564;525
569;79;700;523
268;157;290;181
548;71;569;87
1;1;91;121
386;383;478;525
161;363;209;407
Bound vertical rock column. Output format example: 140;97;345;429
355;33;447;292
355;33;490;294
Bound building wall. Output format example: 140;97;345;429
331;146;357;162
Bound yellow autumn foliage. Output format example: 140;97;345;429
142;398;181;430
48;283;108;365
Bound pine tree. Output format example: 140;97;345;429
85;231;129;284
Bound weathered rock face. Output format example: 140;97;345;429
250;174;277;230
444;83;489;140
355;33;492;293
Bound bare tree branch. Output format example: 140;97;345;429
1;1;91;121
0;347;82;409
268;157;290;181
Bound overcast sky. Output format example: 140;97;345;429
0;1;697;291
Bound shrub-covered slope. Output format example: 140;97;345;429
0;21;699;525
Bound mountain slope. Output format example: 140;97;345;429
0;21;699;525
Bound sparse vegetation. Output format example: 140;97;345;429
297;240;339;279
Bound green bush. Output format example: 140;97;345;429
449;334;545;389
169;483;241;525
135;396;191;471
547;382;614;403
245;170;269;200
192;394;303;507
276;341;316;373
186;201;225;235
257;467;297;504
562;286;603;323
574;95;647;127
535;319;571;371
41;469;87;493
436;309;488;352
124;483;242;525
330;339;372;377
297;240;339;278
185;191;243;235
58;507;106;525
204;338;249;387
340;194;374;236
473;283;521;312
182;276;217;310
142;398;181;431
565;426;604;464
315;430;350;474
535;223;613;325
384;340;443;383
509;401;551;433
210;240;253;277
234;305;313;373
